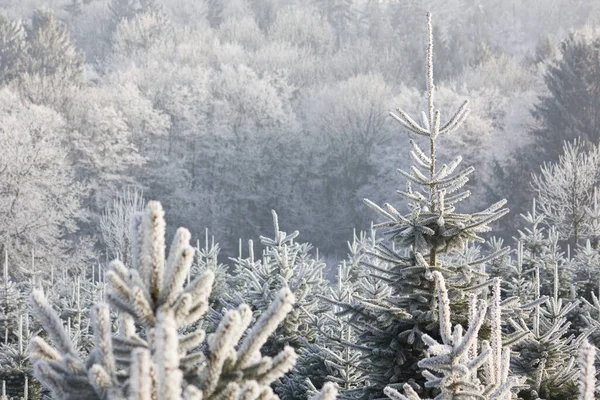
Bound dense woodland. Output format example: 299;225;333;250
3;0;600;399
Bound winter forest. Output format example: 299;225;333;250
3;0;600;399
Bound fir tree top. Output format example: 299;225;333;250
364;12;508;267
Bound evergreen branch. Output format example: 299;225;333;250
141;201;166;304
236;288;295;369
439;100;470;136
30;289;76;357
389;110;429;136
578;340;596;400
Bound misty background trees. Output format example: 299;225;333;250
1;0;600;270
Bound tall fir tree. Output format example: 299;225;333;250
25;9;84;83
531;28;600;162
0;14;28;84
312;0;355;49
17;8;85;110
326;12;509;399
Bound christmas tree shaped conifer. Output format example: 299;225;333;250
516;200;574;300
224;211;329;400
326;12;509;398
508;262;589;400
501;200;596;400
300;229;380;400
225;210;327;355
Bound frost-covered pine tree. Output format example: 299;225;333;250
499;242;536;306
0;313;39;399
0;253;26;347
100;187;146;266
0;14;28;84
509;252;590;400
532;139;600;246
29;201;338;400
189;230;232;312
326;12;508;398
296;230;378;400
0;253;42;399
581;290;600;353
223;211;329;399
313;254;369;399
44;273;105;355
383;273;526;400
572;239;600;301
501;198;597;400
514;200;575;300
225;210;327;353
567;188;600;301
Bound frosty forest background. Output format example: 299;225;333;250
4;0;600;399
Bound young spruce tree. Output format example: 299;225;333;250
224;211;329;400
28;201;337;400
326;12;508;398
